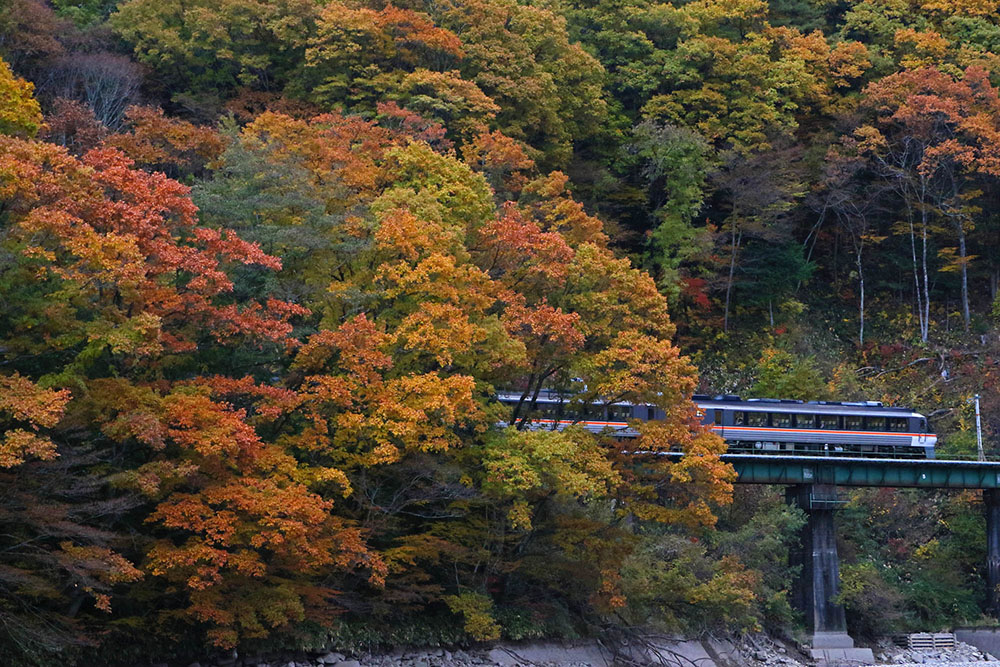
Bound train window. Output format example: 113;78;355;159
714;409;723;424
845;415;863;430
868;417;887;431
647;407;655;421
747;412;767;427
819;415;839;429
537;403;559;418
607;405;631;421
566;404;601;420
773;413;792;428
888;418;908;432
734;411;747;426
920;418;927;433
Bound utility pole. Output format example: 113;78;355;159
976;393;985;462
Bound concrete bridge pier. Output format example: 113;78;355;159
985;489;1000;616
786;484;874;664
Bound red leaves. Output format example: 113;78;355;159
861;66;1000;178
105;105;225;176
3;136;306;357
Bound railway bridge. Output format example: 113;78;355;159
692;453;1000;663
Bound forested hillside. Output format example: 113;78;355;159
2;0;1000;663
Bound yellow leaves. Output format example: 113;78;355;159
86;312;164;357
391;69;500;139
582;330;697;407
937;246;978;270
398;302;486;367
895;29;951;69
920;0;999;16
829;41;872;86
688;555;760;629
682;0;769;30
0;56;42;138
481;429;622;530
853;124;889;154
444;591;501;641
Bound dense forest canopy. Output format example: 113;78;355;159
3;0;1000;663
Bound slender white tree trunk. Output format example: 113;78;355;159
723;226;741;333
857;243;865;345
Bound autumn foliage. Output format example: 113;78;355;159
0;44;737;661
14;0;1000;655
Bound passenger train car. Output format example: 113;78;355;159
496;391;937;458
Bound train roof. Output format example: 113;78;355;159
692;396;921;418
494;391;924;419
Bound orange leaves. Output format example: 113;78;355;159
299;315;392;379
522;172;608;246
374;208;457;262
137;380;383;647
500;298;584;360
0;373;70;429
2;135;305;361
582;330;697;406
375;4;464;61
462;129;535;196
239;111;397;205
476;203;573;284
162;392;261;461
311;2;463;69
629;416;734;530
0;373;70;467
105;105;225;177
0;429;59;469
296;316;485;465
860;66;1000;178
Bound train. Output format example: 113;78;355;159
496;391;937;459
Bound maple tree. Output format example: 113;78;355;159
0;127;378;653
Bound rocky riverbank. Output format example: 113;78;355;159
862;639;998;666
173;635;1000;667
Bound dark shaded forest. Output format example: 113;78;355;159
2;0;1000;663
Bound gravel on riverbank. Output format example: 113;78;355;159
169;636;1000;666
861;639;1000;666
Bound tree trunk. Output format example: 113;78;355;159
723;226;742;333
857;244;865;346
907;207;925;341
959;221;970;332
920;185;931;342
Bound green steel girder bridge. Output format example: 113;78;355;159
722;453;1000;489
672;452;1000;663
